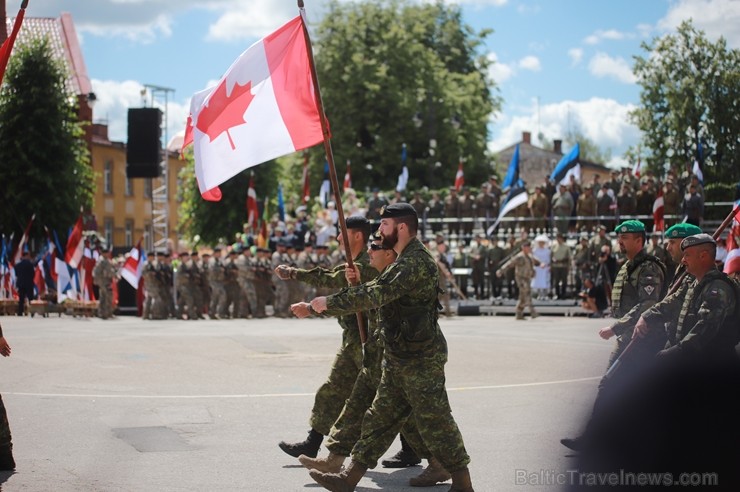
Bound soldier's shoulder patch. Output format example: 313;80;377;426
644;285;655;295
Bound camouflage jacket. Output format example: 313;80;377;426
324;238;445;359
610;249;665;339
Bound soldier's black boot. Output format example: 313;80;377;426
0;445;15;471
279;428;323;458
560;436;584;452
381;434;421;468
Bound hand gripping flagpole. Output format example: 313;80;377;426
297;0;367;344
604;204;740;380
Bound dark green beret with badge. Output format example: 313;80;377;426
680;233;716;251
665;223;702;239
615;220;645;234
380;202;417;219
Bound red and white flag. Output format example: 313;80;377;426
121;242;146;289
726;202;740;252
343;160;352;190
11;213;35;265
80;247;96;301
632;157;643;178
724;248;740;275
454;160;464;191
652;188;665;232
246;174;259;231
183;15;324;201
65;215;85;269
34;259;46;296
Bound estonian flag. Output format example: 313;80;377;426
487;180;529;236
502;144;520;190
550;143;580;184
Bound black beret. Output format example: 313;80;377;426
346;215;370;229
380;202;417;219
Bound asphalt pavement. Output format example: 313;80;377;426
0;313;612;492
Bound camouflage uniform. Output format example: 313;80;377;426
271;248;292;318
93;255;117;319
529;191;549;232
142;261;166;320
176;259;198;320
295;251;377;435
194;257;209;319
323;238;470;473
550;239;571;299
236;252;258;318
208;255;228;318
223;255;241;318
500;250;538;319
487;242;505;298
254;250;272;318
161;260;177;319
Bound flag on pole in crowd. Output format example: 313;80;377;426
724;248;740;275
550;143;580;184
182;15;324;201
80;246;96;301
0;236;12;299
343;160;352;191
11;213;35;265
277;183;286;222
692;160;704;184
65;215;85;269
454;159;464;191
487;180;529;236
559;163;581;187
301;153;310;204
246;173;258;231
633;155;643;179
34;259;46;297
0;0;29;84
725;200;740;252
653;187;665;232
55;257;77;303
396;144;409;192
502;144;520;190
121;241;146;289
257;196;270;248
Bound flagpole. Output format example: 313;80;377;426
297;0;367;343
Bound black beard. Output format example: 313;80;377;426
382;227;399;249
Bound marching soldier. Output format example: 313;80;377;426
93;248;118;319
209;248;227;319
236;247;259;318
271;240;292;318
175;252;198;320
195;252;210;319
142;252;162;320
160;253;176;319
224;249;241;318
497;239;540;320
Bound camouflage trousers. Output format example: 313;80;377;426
97;286;114;319
143;289;167;320
273;281;291;317
209;283;227;318
177;286;197;319
309;328;363;436
516;279;536;316
351;353;471;473
0;394;11;449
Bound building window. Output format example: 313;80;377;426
125;177;133;196
125;220;133;248
104;218;113;247
144;178;152;198
144;223;153;252
104;160;113;195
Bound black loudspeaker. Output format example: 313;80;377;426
126;108;162;178
457;303;480;316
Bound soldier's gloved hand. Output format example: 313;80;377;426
275;265;292;280
311;296;328;314
290;302;312;318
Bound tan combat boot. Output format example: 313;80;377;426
530;311;539;319
309;460;367;492
448;466;474;492
409;457;451;486
515;311;525;320
299;452;346;474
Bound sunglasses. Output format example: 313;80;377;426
369;243;388;251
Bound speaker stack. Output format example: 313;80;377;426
126;108;163;178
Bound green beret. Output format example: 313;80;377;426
380;203;417;219
680;233;716;251
665;223;702;239
615;220;645;234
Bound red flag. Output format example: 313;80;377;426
724;248;740;274
65;215;85;269
246;174;258;231
652;188;665;233
454;160;464;191
633;156;642;178
726;203;740;251
0;0;28;84
184;15;324;201
34;260;46;296
302;153;310;204
343;160;352;190
121;241;146;289
80;250;96;301
11;213;35;265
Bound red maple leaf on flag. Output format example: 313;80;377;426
196;79;255;150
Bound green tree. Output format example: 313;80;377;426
300;0;500;193
630;20;740;183
0;37;94;243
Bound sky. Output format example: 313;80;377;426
19;0;740;170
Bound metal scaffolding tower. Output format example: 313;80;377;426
142;84;175;253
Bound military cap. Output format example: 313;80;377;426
346;215;370;229
294;245;304;252
190;251;199;256
179;251;190;256
229;248;239;255
665;223;702;239
213;247;222;253
681;233;716;251
156;251;165;257
257;247;270;253
380;202;417;219
521;240;532;247
615;220;645;234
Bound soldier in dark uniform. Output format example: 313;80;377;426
0;322;15;471
308;203;475;492
459;187;475;244
161;253;176;319
93;248;117;319
561;220;665;452
426;191;445;234
487;238;505;299
444;187;461;238
275;216;376;459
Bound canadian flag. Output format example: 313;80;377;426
246;174;258;231
652;188;665;232
121;242;146;289
65;215;85;269
183;15;324;200
343;160;352;190
454;160;464;191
